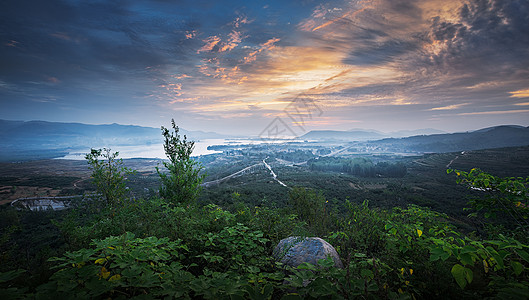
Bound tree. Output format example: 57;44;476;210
85;148;132;207
157;119;205;205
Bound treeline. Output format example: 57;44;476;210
270;149;315;163
308;157;407;178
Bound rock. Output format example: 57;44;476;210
273;236;343;269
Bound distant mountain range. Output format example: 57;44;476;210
0;120;226;161
300;130;386;141
300;125;529;153
300;128;446;141
1;120;528;161
367;125;529;153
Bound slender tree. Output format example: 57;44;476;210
157;119;205;205
85;148;132;207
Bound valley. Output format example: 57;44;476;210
2;141;528;225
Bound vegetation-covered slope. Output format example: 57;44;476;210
1;122;528;299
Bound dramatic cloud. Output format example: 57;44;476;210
1;0;528;134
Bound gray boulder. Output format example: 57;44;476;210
273;236;343;268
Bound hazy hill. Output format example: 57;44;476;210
300;130;386;141
388;128;446;137
0;120;226;161
472;125;526;133
367;125;529;153
301;128;446;141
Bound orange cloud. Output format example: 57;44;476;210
172;74;191;79
169;97;199;104
233;16;250;28
311;11;350;32
218;30;244;52
458;109;529;116
185;37;406;115
196;16;250;54
429;103;467;111
509;89;529;98
242;38;280;63
185;30;197;39
198;59;241;83
197;36;222;53
197;31;245;54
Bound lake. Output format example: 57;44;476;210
57;138;295;160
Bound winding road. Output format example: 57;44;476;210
201;157;288;188
446;151;466;168
263;157;288;187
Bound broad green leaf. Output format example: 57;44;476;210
367;282;379;292
515;249;529;263
511;261;524;276
460;245;477;254
487;247;505;269
459;253;473;266
451;264;467;289
498;250;510;260
491;253;505;269
0;269;25;283
361;269;374;279
317;257;335;268
297;262;317;271
430;247;451;261
464;268;473;284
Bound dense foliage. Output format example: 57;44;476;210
3;188;528;299
448;168;529;231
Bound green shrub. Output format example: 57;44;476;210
288;187;330;236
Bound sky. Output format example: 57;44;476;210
1;0;528;136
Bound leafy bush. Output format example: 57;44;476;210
448;168;529;231
248;205;306;246
284;255;394;299
34;229;286;299
37;233;193;299
288;187;330;236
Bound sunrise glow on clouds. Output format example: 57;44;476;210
1;0;528;134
